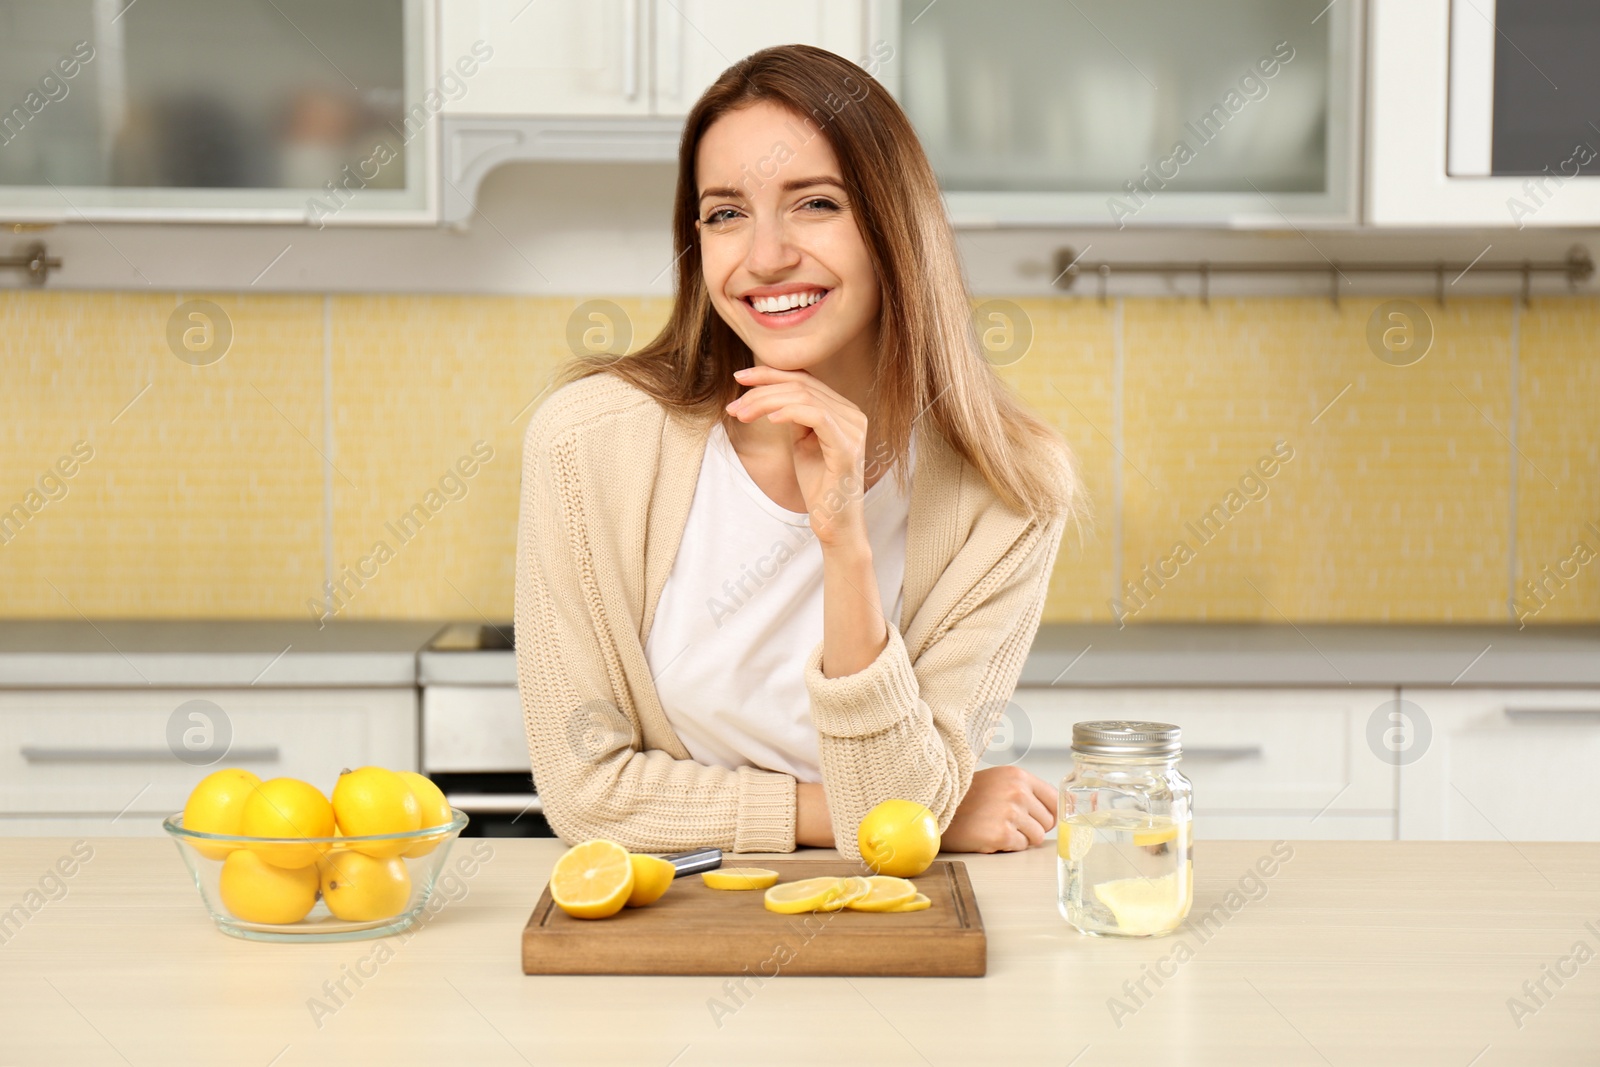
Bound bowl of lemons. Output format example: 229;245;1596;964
164;765;469;942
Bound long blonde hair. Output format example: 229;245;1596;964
565;44;1081;520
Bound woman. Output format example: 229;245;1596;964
515;44;1082;861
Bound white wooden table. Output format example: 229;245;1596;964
0;837;1595;1065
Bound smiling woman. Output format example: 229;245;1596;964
514;44;1085;862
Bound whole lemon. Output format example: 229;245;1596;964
240;777;335;869
396;770;453;859
181;768;261;860
219;848;318;924
857;799;941;877
332;767;422;858
319;850;412;922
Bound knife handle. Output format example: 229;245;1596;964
658;847;723;877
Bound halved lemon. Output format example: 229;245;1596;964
763;877;850;914
845;875;919;912
886;892;931;913
701;867;780;891
818;876;872;911
550;839;634;919
625;854;677;907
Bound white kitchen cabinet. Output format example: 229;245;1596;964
440;0;865;118
1001;688;1398;840
1368;0;1600;226
1397;689;1600;841
652;1;866;116
440;0;650;116
0;688;417;835
437;0;867;223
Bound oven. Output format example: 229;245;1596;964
418;623;554;838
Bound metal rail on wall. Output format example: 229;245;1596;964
1052;245;1594;307
0;242;61;285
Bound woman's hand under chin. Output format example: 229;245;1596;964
725;364;871;548
941;766;1060;853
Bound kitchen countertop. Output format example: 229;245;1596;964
424;621;1600;689
4;620;1599;690
0;837;1594;1066
1020;622;1600;687
0;620;443;688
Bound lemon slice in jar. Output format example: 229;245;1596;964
1093;870;1189;936
1057;815;1096;861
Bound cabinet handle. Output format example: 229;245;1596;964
20;745;281;763
1503;707;1600;721
444;792;542;814
1006;744;1263;761
655;0;681;103
622;0;641;101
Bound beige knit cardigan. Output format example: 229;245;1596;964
514;373;1066;860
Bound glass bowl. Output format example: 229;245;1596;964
164;809;470;943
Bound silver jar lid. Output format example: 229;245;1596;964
1072;720;1182;758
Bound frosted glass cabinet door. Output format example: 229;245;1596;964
0;0;435;223
881;0;1360;226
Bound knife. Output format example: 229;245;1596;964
659;847;723;878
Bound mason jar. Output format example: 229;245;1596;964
1057;720;1193;937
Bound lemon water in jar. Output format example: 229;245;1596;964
1058;721;1193;937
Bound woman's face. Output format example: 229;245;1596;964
695;101;881;375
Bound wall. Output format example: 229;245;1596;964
3;287;1595;625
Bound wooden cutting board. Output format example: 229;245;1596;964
521;858;985;977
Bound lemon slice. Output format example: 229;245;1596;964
701;867;780;891
1133;817;1181;847
818;876;871;911
550;839;634;919
845;875;919;912
1058;817;1096;862
1093;870;1188;936
763;877;849;914
885;892;931;913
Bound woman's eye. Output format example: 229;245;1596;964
702;207;741;225
799;197;839;213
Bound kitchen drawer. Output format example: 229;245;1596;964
999;688;1398;815
1186;813;1393;841
422;685;527;773
1398;688;1600;841
0;689;416;821
0;813;171;838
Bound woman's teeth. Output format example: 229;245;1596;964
749;290;826;314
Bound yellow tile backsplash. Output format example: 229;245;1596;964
1;291;1595;624
1516;300;1600;623
1120;298;1513;621
0;292;325;618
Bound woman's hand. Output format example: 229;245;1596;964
726;365;870;548
941;766;1059;853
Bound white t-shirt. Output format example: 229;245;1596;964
643;422;912;782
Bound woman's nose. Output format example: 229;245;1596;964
743;212;801;276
